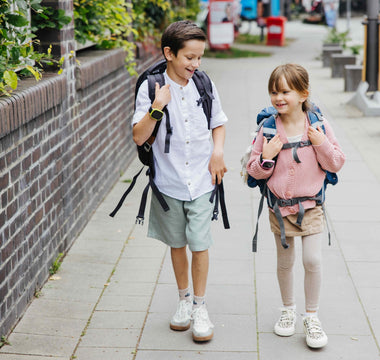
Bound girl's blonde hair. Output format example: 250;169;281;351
268;63;311;112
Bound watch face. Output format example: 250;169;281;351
262;160;274;169
151;109;163;121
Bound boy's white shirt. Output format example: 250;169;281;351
132;71;228;201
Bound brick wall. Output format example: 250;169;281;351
0;19;162;336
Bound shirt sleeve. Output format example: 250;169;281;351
209;81;228;129
132;79;150;127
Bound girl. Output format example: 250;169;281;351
247;64;345;348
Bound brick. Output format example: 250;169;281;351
10;163;21;183
2;240;14;263
6;200;17;220
0;173;9;189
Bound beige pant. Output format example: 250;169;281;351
275;232;322;312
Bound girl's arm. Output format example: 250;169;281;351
209;125;227;185
246;128;283;179
308;120;345;172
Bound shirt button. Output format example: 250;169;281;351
289;168;295;175
182;97;185;101
188;181;191;186
285;191;292;198
289;208;296;214
185;162;189;165
186;141;189;144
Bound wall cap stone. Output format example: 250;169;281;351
0;73;67;139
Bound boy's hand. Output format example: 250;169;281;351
152;82;171;109
209;150;227;185
308;125;325;146
262;134;282;160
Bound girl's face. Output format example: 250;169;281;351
164;40;205;86
270;76;308;115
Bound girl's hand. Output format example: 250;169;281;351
152;82;171;109
262;134;283;160
308;125;326;146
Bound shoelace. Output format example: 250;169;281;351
304;317;324;338
174;301;191;321
278;309;295;327
192;307;211;327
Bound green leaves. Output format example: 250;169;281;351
5;13;28;27
3;70;17;89
0;0;69;96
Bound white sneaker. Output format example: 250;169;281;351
274;308;297;336
303;316;328;348
191;305;214;342
170;300;192;331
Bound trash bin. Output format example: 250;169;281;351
266;16;286;46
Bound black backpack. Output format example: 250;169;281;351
110;59;230;229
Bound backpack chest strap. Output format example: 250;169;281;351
282;140;312;163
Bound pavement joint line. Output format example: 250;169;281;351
253;254;260;360
70;223;138;360
329;208;380;354
132;245;168;360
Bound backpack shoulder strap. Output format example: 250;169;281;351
192;70;214;129
147;73;165;103
135;59;167;103
307;111;325;132
146;72;171;154
261;114;277;139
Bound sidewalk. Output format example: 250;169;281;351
1;18;379;360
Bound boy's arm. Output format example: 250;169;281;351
133;83;171;146
209;125;227;185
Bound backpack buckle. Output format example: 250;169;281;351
298;140;312;148
135;216;144;225
143;142;152;152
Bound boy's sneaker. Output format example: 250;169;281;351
191;305;214;342
303;316;328;348
274;308;297;336
170;300;192;331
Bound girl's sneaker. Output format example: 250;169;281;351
170;299;193;331
303;316;328;348
274;308;297;336
191;305;214;342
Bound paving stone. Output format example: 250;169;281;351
74;347;136;360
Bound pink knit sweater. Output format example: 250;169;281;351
246;115;345;217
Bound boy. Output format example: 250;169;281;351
132;20;228;342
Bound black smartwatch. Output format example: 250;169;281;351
260;154;275;169
149;107;164;121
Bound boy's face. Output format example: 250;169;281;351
164;40;206;86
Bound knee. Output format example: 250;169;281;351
303;254;321;273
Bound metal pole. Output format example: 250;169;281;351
346;0;351;31
365;0;379;91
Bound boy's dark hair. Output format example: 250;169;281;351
161;20;207;57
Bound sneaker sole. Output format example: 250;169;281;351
192;331;214;342
170;323;190;331
274;327;296;337
306;337;328;348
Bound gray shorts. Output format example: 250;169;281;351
148;191;214;252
